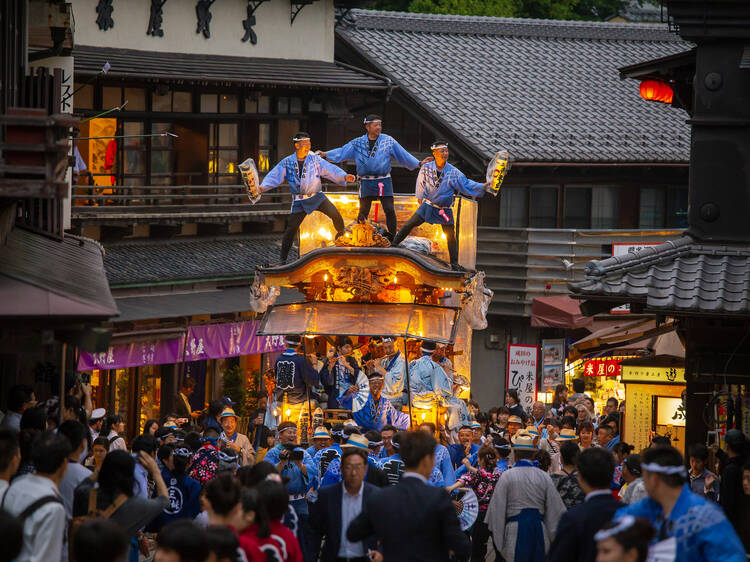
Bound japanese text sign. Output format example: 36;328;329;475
507;344;538;415
583;358;623;377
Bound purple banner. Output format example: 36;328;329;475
78;320;287;371
184;321;286;361
78;338;183;371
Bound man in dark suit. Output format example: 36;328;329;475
347;431;471;562
311;447;381;562
547;447;624;562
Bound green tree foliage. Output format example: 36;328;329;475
222;364;246;417
368;0;630;20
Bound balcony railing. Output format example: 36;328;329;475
477;227;683;317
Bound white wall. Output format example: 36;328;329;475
69;0;334;61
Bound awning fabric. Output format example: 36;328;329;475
0;227;118;319
73;46;387;90
531;296;593;329
568;317;676;361
77;319;287;371
257;302;460;344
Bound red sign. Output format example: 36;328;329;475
583;358;622;377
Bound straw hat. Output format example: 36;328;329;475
341;433;370;451
512;430;537;450
470;421;482;430
524;426;539;437
557;429;578;441
220;406;238;418
507;415;523;426
312;427;331;440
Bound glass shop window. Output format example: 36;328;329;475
74;83;94;110
151;122;174;185
639;187;665;228
123;88;146;111
258;122;272;173
499;186;528;227
209;122;239;184
529;186;558;228
121;121;147;186
591;186;618;229
102;86;121;110
564;187;591;228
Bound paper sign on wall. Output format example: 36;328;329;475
507;344;538;416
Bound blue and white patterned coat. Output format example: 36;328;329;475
326;134;419;177
414;161;485;224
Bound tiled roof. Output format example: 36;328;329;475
570;237;750;315
73;45;386;90
104;235;295;287
337;10;691;162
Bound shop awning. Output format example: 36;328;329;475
531;296;593;330
568;317;676;361
0;227;118;320
257;301;460;344
73;46;388;90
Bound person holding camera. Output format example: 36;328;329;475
262;421;317;561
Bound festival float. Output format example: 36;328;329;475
243;153;508;440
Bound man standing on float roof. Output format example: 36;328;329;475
318;114;430;240
392;139;489;270
260;131;355;263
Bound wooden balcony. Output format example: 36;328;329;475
477;227;683;317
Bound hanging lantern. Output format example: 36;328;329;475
639;80;673;104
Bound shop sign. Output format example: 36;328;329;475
610;243;662;313
621;366;685;384
507;344;538;415
583;358;623;377
78;320;287;371
541;339;565;391
655;396;686;427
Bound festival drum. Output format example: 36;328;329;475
240;157;261;203
485;149;511;197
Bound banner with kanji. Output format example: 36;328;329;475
583;358;622;377
507;344;538;416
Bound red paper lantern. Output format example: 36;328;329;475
639;80;673;104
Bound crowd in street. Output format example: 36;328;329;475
0;372;748;562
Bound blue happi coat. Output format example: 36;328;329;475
312;443;343;489
319;354;362;409
263;445;316;516
409;353;472;430
272;348;320;404
414;161;484;224
615;484;745;562
379;453;405;486
380;352;406;401
429;444;456;487
260;152;348;213
326;134;419;197
352;393;410;432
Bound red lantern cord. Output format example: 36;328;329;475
639;80;673;104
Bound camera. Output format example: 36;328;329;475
79;372;91;384
281;443;304;461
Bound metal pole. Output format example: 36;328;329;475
403;337;413;429
303;336;314;445
59;343;67;426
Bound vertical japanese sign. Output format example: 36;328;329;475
610;243;661;313
507;344;538;416
541;339;565;391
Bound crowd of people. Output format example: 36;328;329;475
0;368;749;562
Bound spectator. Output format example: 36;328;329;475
73;450;169;542
551;439;585;509
175;378;201;423
0;429;20;497
548;447;623;562
71;518;129;562
17;406;46;476
615;445;745;560
311;448;380;561
154;520;208;562
248;409;271;458
550;384;568;416
601;414;620;451
687;443;717;500
488;406;510;438
539;418;561;473
101;415;126;452
533;448;552;473
148;444;201;531
594;516;654;562
218;407;255;467
131;433;158;498
416;422;456;487
189;428;221;485
620;454;646;505
347;430;470;562
2;430;69;562
143;419;159;437
528;401;547;436
576;404;593;428
485;430;565;561
578;421;595;450
716;429;749;540
505;389;526;423
205;525;242;562
254;479;304;562
202;473;241;527
0;508;23;562
88;408;105;441
56;420;92;518
596;424;614;450
448;443;501;562
234;488;266;561
560;415;577;431
448;425;478;468
1;384;36;431
86;436;109;473
377;424;398;459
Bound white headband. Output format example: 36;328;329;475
594;516;636;541
641;462;687;477
364;118;382;124
368;440;383;447
292;135;310;142
430;142;448;150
